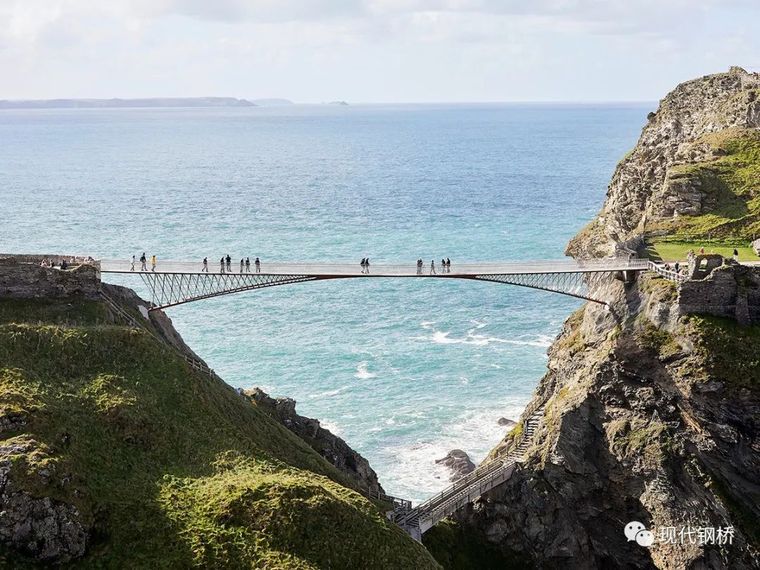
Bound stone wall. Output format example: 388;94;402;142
0;257;101;300
678;263;760;325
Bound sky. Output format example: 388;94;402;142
1;0;759;103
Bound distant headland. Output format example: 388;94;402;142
0;97;257;109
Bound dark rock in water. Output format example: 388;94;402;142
243;387;384;495
497;417;516;428
435;449;475;481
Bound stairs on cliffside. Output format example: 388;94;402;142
396;406;545;540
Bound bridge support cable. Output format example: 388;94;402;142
471;270;619;305
138;272;321;310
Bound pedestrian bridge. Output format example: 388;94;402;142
100;258;650;310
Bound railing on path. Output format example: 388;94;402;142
99;289;226;383
395;407;545;540
647;261;687;283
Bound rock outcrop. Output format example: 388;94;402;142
567;66;760;258
435;449;476;481
243;387;384;495
456;69;760;569
0;441;88;563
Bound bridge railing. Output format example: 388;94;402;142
647;261;688;283
100;258;651;276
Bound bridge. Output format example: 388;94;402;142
100;258;651;310
96;255;754;541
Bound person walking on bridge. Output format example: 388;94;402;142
202;257;208;272
140;253;147;272
220;257;225;273
240;258;244;273
245;257;250;272
130;255;136;271
416;258;423;275
255;257;261;273
446;258;451;272
151;255;157;272
225;255;231;272
430;259;436;275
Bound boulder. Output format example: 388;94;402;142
497;417;517;428
435;449;475;481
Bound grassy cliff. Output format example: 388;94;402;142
647;128;760;258
0;292;438;568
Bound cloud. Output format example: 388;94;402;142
0;0;757;101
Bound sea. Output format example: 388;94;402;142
0;103;649;502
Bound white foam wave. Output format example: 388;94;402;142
308;386;350;399
355;361;377;380
418;329;551;347
379;401;529;503
319;419;343;437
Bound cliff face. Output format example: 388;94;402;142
456;69;760;569
461;274;759;568
568;67;760;258
243;387;385;496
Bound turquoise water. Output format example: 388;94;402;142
0;104;648;501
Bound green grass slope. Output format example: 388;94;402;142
646;128;760;257
0;294;438;569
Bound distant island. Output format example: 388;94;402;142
0;97;256;109
327;101;349;106
251;98;294;106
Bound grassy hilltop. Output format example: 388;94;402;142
0;293;438;568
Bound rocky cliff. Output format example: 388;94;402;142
453;69;760;569
568;66;760;258
243;387;385;496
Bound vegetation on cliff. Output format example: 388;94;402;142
647;128;760;255
0;292;437;568
567;67;760;259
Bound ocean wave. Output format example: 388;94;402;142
378;401;528;503
354;361;377;380
308;386;351;399
416;329;552;347
319;419;343;437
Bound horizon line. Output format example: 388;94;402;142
0;96;656;106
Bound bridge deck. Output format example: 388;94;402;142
101;259;650;276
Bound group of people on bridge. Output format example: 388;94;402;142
419;258;452;275
358;258;453;274
130;253;156;272
204;255;261;274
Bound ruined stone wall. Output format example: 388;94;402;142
0;257;101;300
678;264;760;325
